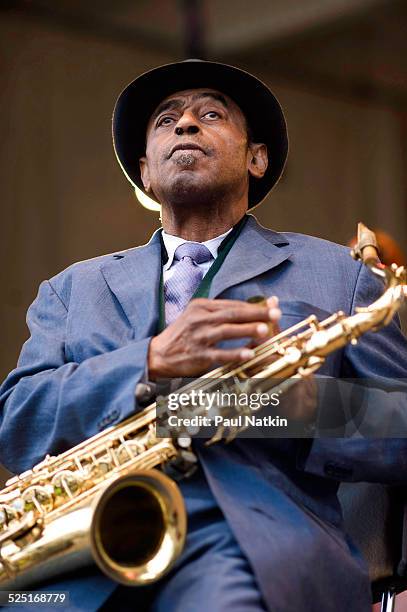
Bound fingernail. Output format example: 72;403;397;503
267;296;279;307
240;348;255;360
257;323;269;336
269;308;281;321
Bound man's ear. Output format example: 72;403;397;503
139;156;151;192
247;143;268;180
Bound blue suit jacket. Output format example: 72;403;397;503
1;214;407;611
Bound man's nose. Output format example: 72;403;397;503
174;111;200;136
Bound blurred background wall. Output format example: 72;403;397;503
1;0;406;482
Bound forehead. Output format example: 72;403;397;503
148;87;246;125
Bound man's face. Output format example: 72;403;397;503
139;88;267;207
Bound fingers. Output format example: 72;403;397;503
207;298;281;326
194;296;279;310
188;296;281;346
210;306;269;324
204;321;272;343
266;296;280;323
204;347;255;365
190;296;278;314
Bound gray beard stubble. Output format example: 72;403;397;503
174;152;196;167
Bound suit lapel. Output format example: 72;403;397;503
99;216;292;334
209;215;293;299
100;231;162;339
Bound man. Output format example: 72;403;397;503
1;59;406;611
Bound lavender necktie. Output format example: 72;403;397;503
164;242;213;325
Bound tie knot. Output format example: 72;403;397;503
174;242;213;264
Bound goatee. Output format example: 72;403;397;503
174;152;196;167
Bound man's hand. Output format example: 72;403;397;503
148;297;281;379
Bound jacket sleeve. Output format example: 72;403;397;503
0;279;152;473
298;262;407;484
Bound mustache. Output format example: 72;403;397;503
167;142;210;159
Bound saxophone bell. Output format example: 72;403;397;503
0;468;186;589
91;469;186;585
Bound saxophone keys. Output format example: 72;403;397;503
0;505;18;531
305;356;325;369
0;510;40;548
176;436;192;449
305;330;328;351
21;486;53;515
206;425;225;446
51;470;82;501
284;346;302;363
225;426;240;444
297;359;325;378
88;461;111;481
32;454;55;473
117;440;147;464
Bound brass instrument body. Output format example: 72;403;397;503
0;416;185;588
0;223;406;589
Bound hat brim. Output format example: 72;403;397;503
112;60;288;209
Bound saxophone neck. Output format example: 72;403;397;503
350;221;406;316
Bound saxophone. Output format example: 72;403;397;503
0;223;405;589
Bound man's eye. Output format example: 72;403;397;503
203;111;220;120
158;116;174;127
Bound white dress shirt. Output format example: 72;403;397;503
162;227;233;282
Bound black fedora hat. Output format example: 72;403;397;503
112;59;288;209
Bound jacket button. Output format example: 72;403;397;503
136;383;156;405
98;410;120;431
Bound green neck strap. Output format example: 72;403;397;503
158;214;248;332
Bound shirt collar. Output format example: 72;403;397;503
161;227;233;271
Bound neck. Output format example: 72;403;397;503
161;200;248;242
